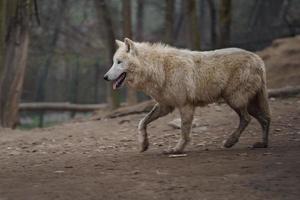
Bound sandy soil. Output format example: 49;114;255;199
0;97;300;200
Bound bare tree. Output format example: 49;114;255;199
135;0;144;41
183;0;201;50
94;0;120;109
164;0;175;44
0;0;6;74
35;0;68;127
0;0;31;128
122;0;138;105
174;0;184;41
218;0;231;48
70;54;80;118
206;0;217;49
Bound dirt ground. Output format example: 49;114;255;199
0;97;299;200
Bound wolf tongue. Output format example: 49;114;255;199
113;75;122;90
113;81;117;90
112;73;126;90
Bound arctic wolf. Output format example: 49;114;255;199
104;38;271;154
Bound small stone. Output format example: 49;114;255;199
54;170;64;173
198;126;208;131
118;119;130;124
120;138;133;142
168;154;187;158
132;170;140;175
196;142;206;147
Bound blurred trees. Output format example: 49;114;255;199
218;0;231;48
0;0;296;128
0;0;32;128
123;0;138;105
94;0;120;109
35;0;68;127
184;0;201;49
206;0;217;48
135;0;144;41
164;0;175;44
0;0;5;71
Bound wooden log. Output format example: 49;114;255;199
268;86;300;98
105;100;156;118
19;102;106;112
18;86;300;117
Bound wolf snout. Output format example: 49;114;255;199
103;74;109;81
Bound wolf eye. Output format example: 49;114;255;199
117;60;122;64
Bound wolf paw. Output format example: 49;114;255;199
223;137;239;148
139;139;149;152
252;142;268;148
163;148;184;155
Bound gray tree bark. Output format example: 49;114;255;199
94;0;120;109
122;0;138;105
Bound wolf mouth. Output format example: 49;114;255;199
113;72;127;90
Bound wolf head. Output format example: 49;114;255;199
104;38;140;90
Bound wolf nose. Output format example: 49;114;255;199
103;75;109;81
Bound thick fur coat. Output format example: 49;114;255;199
104;38;271;154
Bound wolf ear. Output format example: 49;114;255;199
124;38;137;55
115;40;124;48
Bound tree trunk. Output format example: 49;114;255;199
0;0;6;122
94;61;101;103
35;0;68;127
94;0;120;109
206;0;217;49
70;54;80;118
19;102;107;112
122;0;137;105
174;0;184;41
218;0;231;48
3;26;29;128
0;0;6;77
184;0;201;50
135;0;144;41
164;0;175;44
0;0;30;128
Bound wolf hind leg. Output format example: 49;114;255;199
224;105;251;148
138;103;174;152
164;105;195;154
248;88;271;148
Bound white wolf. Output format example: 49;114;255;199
104;38;271;154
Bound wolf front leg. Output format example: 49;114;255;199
164;105;195;154
138;103;174;152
